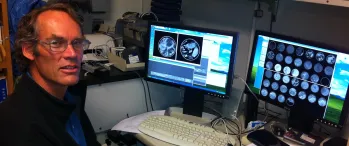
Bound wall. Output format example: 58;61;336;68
96;0;152;26
85;79;182;132
181;0;349;89
102;0;142;25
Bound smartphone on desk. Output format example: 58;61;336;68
247;130;289;146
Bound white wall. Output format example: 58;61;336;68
85;79;182;132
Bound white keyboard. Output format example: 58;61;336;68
138;115;235;146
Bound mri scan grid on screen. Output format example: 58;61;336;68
261;40;336;109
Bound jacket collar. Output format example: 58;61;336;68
15;73;76;124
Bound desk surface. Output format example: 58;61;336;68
135;108;241;146
80;66;145;86
134;109;317;146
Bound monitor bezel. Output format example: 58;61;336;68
245;30;349;128
144;21;239;98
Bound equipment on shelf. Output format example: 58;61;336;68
151;0;182;21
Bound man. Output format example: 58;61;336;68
0;3;100;146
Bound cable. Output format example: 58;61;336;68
203;103;223;117
92;44;109;59
212;118;233;144
133;71;149;112
224;118;242;145
230;115;242;146
140;12;159;21
105;37;122;48
233;75;274;139
269;13;274;32
144;80;154;111
205;88;245;145
222;119;235;145
226;121;240;134
234;75;269;122
207;75;273;145
269;0;280;32
211;117;242;145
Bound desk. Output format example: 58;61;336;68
133;108;322;146
80;65;145;86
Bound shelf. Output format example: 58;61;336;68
0;0;14;95
0;62;6;69
0;60;9;69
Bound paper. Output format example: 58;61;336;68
129;55;140;64
111;110;166;134
83;54;108;61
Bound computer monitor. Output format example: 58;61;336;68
246;30;349;132
145;22;239;117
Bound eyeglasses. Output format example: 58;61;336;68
37;38;91;53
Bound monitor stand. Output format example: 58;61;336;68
183;88;205;117
288;109;315;133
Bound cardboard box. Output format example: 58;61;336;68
107;53;145;71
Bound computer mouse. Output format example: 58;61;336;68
247;130;289;146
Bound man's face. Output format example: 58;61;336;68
29;11;83;86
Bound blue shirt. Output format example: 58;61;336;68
64;93;87;146
27;73;87;146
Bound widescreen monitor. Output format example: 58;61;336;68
246;31;349;131
145;22;238;116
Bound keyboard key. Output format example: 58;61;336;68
178;136;183;140
154;128;173;137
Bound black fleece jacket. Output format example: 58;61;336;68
0;74;100;146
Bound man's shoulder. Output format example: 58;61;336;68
0;94;34;145
0;93;33;125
